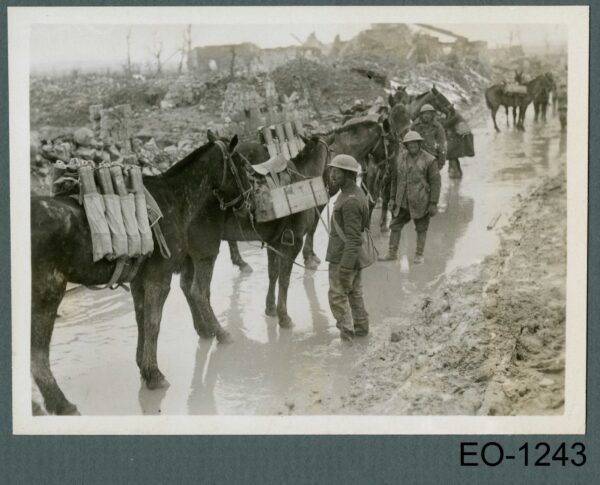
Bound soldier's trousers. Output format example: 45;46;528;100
388;209;430;256
328;263;369;337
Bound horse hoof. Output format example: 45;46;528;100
146;372;170;390
304;259;319;270
265;306;277;317
311;254;321;265
240;264;253;274
279;315;294;328
216;329;234;344
56;401;80;416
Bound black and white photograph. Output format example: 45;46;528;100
8;6;588;434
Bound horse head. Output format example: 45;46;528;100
208;131;254;211
295;134;331;177
430;88;453;115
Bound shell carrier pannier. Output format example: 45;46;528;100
331;204;379;269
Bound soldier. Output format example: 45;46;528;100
412;104;447;170
326;154;370;342
378;131;441;265
557;82;567;132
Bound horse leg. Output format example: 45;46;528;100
505;105;509;127
276;240;304;328
542;103;547;122
302;214;320;269
228;241;252;274
131;278;146;369
512;106;517;128
190;255;233;344
265;248;279;317
31;274;77;415
140;273;171;390
179;256;215;339
491;106;500;132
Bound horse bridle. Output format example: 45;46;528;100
212;140;252;211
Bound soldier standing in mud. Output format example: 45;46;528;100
326;154;370;342
378;131;441;265
412;104;447;170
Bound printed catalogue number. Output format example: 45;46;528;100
460;442;586;467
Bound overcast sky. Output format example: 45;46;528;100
30;23;568;72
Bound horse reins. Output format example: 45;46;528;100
213;140;253;211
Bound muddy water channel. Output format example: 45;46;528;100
44;112;566;415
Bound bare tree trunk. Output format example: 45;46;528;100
230;46;236;79
126;29;132;77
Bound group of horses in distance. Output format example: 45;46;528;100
31;86;456;415
485;71;556;132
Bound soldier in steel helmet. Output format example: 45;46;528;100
379;130;441;265
412;103;447;170
326;154;370;341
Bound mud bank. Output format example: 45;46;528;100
314;167;566;416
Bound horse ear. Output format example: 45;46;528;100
207;130;217;143
382;118;391;132
432;84;437;93
228;134;239;153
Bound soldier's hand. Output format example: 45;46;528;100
338;268;355;292
428;204;438;217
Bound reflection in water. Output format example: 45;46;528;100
52;109;567;415
138;379;168;415
302;272;330;335
363;179;474;322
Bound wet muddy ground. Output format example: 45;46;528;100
36;109;567;415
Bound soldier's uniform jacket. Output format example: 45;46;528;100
390;149;441;220
412;118;447;160
326;183;370;270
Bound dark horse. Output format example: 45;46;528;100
180;135;331;331
226;119;393;272
31;132;250;414
388;85;453;120
303;118;394;269
485;73;554;131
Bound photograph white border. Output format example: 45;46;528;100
9;5;589;435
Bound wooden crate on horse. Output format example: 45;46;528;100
250;154;328;222
254;176;328;222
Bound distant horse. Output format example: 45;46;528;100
31;132;250;414
533;73;555;123
181;135;331;330
486;72;555;131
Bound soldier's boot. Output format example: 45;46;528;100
378;230;401;261
413;231;427;265
449;159;462;179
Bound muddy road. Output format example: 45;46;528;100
39;110;566;415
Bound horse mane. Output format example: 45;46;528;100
161;141;214;178
414;90;430;100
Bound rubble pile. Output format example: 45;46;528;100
271;58;384;114
337;24;413;74
394;59;490;110
160;74;206;109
